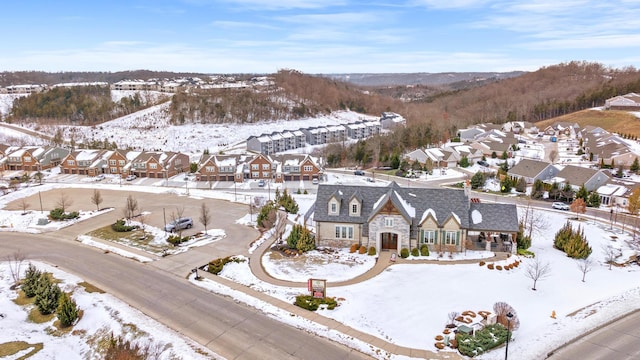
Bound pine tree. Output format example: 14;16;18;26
516;177;527;193
631;157;639;174
296;226;315;252
21;263;43;298
576;184;588;201
35;277;61;315
287;223;301;249
57;292;80;327
470;172;485;189
587;191;601;208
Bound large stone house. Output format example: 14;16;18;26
313;182;519;254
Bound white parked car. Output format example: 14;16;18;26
126;174;137;181
552;202;570;211
95;174;105;181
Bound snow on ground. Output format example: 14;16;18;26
0;262;220;359
0;93;28;118
199;209;640;360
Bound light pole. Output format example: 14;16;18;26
505;312;513;360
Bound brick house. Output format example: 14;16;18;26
195;154;241;182
273;154;322;183
246;153;274;180
61;149;105;176
131;151;189;179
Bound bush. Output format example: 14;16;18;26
487;263;494;269
167;234;190;245
349;243;358;253
479;261;485;266
496;265;503;270
400;248;410;258
21;263;42;298
411;248;419;257
358;245;367;254
420;244;430;256
517;249;535;258
294;295;338;311
49;208;79;221
257;201;277;228
112;219;138;232
368;246;376;256
207;256;245;275
554;221;592;259
287;224;315;252
457;324;508;357
35;276;61;315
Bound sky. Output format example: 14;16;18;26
1;0;640;74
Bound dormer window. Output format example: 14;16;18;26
331;202;337;214
351;203;358;214
329;199;340;215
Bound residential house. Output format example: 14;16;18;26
61;149;105;176
458;127;485;141
273;154;322;182
605;93;640;110
195;154;240;182
130;151;188;179
246;153;274;180
313;182;519;254
4;146;67;172
508;159;558;184
380;112;406;129
103;150;132;178
596;183;629;207
553;165;610;192
246;135;274;155
344;122;366;140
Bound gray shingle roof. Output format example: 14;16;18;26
314;182;518;235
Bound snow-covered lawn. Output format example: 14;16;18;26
0;262;219;359
196;210;640;360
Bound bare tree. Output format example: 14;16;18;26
19;198;30;215
6;250;26;288
602;244;619;270
493;302;520;330
91;189;103;211
548;149;559;164
525;257;551;290
170;207;186;237
576;258;594;282
57;190;73;212
137;211;148;239
199;202;211;234
570;198;586;220
520;204;550;239
122;195;139;224
447;311;460;327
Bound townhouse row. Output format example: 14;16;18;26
0;144;323;183
246;113;406;155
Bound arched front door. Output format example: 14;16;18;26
381;232;398;250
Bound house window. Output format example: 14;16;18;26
251;164;259;170
262;164;270;170
110;167;117;174
385;217;394;227
303;165;313;172
109;160;116;165
252;172;259;178
118;160;125;166
335;226;354;239
150;163;157;169
330;202;337;214
420;230;437;244
262;171;270;178
206;166;215;172
24;156;32;162
444;231;458;245
351;203;358;215
67;160;75;166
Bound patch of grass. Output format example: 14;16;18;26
0;341;44;359
536;109;640;137
88;225;168;255
79;281;105;294
27;307;55;324
13;290;34;306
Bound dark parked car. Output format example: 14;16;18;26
354;170;365;176
477;160;490;167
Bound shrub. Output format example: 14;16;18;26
167;234;190;245
400;248;410;258
487;263;494;269
411;248;419;257
358;245;367;254
35;276;61;315
479;261;486;266
368;246;376;256
257;201;277;228
517;249;535;258
111;219;138;232
435;335;444;341
349;244;358;253
294;295;338;311
554;222;592;259
49;208;80;221
21;263;42;298
207;256;245;275
457;324;508;357
435;342;445;350
287;224;315;252
496;265;503;270
420;244;429;256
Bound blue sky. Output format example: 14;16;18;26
1;0;639;74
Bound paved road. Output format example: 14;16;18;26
1;188;372;360
548;310;640;360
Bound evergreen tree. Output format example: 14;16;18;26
576;184;588;201
459;156;469;168
470;172;485;189
35;276;61;315
491;151;497;159
500;177;512;193
21;263;42;298
631;157;639;174
286;223;301;249
516;177;527;193
57;292;80;327
587;191;601;208
501;150;508;160
296;226;315;252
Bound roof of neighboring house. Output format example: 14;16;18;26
508;159;554;179
555;165;609;186
597;183;629;197
313;182;518;234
